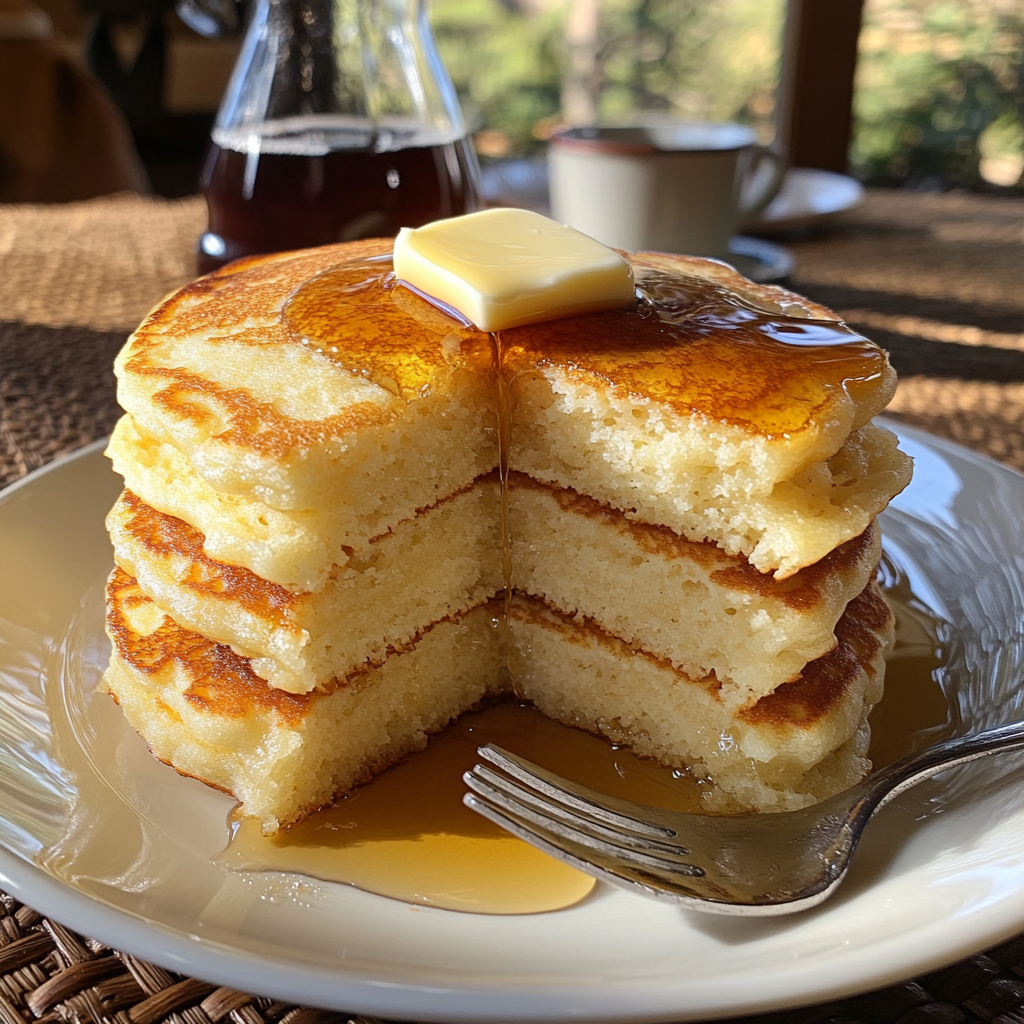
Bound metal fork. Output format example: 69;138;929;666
463;720;1024;915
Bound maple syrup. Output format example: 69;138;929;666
231;252;938;916
868;553;951;767
500;269;888;437
283;256;487;399
284;254;885;440
199;138;479;275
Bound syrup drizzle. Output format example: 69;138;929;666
248;253;931;915
284;254;887;436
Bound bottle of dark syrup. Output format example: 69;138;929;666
196;0;481;274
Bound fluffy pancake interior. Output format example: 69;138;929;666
510;473;882;709
105;569;891;830
108;478;502;693
512;390;910;578
110;472;883;704
105;568;504;834
508;583;891;813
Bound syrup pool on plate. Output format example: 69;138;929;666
218;568;950;916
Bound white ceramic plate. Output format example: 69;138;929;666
2;425;1024;1024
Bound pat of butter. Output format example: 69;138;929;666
393;208;635;332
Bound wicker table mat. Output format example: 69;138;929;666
1;189;1024;1024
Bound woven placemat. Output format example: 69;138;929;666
0;321;124;482
1;188;1024;1023
0;194;205;332
0;893;368;1024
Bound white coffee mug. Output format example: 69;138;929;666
548;122;785;257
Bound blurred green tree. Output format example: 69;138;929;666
431;0;1024;191
852;0;1024;189
430;0;784;156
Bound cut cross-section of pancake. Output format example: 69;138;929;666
113;241;910;581
108;475;879;704
508;582;892;813
505;254;911;578
510;472;882;709
107;482;502;693
105;568;504;834
105;569;890;831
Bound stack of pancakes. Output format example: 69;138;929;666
104;239;911;834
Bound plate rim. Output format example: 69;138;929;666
1;425;1024;1023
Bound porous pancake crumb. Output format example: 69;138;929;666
105;569;504;834
105;571;891;830
108;478;502;692
510;473;882;708
508;584;891;813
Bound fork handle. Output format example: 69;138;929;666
865;719;1024;815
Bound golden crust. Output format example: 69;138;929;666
740;581;891;728
111;489;298;621
501;252;896;438
116;239;896;460
106;567;501;712
118;238;493;459
105;566;311;724
510;581;891;732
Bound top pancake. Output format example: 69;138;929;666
114;240;909;577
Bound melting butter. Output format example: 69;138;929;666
393;208;635;331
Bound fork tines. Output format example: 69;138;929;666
462;744;705;880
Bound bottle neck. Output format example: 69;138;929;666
215;0;466;148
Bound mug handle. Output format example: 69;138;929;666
738;145;786;223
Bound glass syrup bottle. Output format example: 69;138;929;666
197;0;481;273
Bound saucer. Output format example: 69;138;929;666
726;236;794;284
744;168;865;233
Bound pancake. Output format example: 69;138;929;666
505;249;910;578
107;480;501;692
104;232;911;831
509;475;882;709
114;241;498;549
105;569;890;831
509;583;891;813
105;568;503;833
